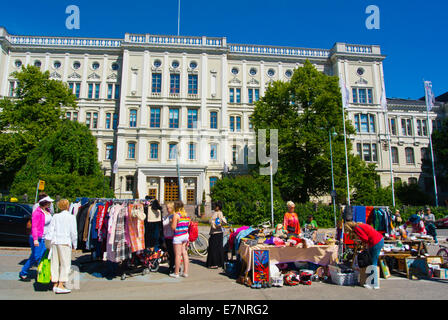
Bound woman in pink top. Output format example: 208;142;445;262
19;196;54;281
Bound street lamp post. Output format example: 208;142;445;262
329;128;337;229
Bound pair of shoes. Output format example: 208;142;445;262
19;275;31;282
363;284;374;289
373;286;380;290
209;266;218;269
181;273;188;278
52;286;57;293
55;287;71;294
169;273;179;278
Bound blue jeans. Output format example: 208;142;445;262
20;236;46;277
366;238;384;286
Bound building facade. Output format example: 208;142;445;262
0;27;445;204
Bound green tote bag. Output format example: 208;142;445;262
37;249;51;284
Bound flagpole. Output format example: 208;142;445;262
380;75;396;207
339;77;351;206
177;0;181;36
424;81;439;207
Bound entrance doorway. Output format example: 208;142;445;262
164;178;179;202
186;189;195;205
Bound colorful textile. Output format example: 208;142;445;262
31;207;45;241
283;212;301;235
111;206;131;262
366;206;374;224
353;206;366;223
174;213;190;238
127;211;145;253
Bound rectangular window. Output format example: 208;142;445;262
406;148;415;164
86;112;91;128
113;113;118;129
236;116;241;132
66;112;71;120
126;176;134;192
248;89;253;104
401;119;407;136
189;143;195;160
363;143;372;162
249;117;253;130
95;83;100;99
75;83;81;98
391;147;399;164
187;109;198;129
360;114;369;133
254;89;260;102
92;112;98;129
169;108;179;128
230;116;235;132
152;74;162;93
422;120;428;136
129;110;137;128
114;84;120;99
150;108;161;128
210;144;217;160
105;113;111;129
369;114;375;133
358;89;367;104
367;89;373;104
106;144;113;160
354;114;360;132
236;88;241;103
73;112;78;122
88;83;93;99
170;74;180;94
9;81;16;97
406;119;412;136
169;144;177;160
232;145;238;163
417;120;422;136
390;118;397;136
357;143;362;158
107;84;113;99
188;75;198;94
229;88;235;103
128;143;135;159
352;88;358;104
372;143;377;162
210;112;218;129
150;143;159;160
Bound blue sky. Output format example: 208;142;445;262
1;0;447;99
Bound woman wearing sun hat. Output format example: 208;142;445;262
19;196;54;281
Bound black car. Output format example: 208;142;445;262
0;202;33;243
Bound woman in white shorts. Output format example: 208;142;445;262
170;201;190;278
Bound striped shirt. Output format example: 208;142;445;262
174;213;190;238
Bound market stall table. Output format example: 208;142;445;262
238;242;338;275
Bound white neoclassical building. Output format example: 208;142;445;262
0;27;446;205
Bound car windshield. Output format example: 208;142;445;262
21;204;33;214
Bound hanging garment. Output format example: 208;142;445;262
366;206;374;225
353;206;367;223
106;204;122;262
112;206;131;263
126;211;145;253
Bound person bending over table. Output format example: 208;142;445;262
283;201;300;236
344;221;384;290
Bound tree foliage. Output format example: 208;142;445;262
210;174;285;226
0;65;77;189
10;120;113;200
251;60;382;204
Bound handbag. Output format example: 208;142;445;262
357;250;372;268
37;249;52;284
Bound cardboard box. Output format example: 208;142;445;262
433;268;448;279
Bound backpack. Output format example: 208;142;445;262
188;220;198;242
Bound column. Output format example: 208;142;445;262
63;53;70;83
200;53;208;130
159;177;165;204
101;54;108;100
182;53;187;99
260;61;265;96
25;52;30;66
118;49;130;127
220;53;228;130
1;51;10;96
242;60;247;104
44;52;50;72
162;52;169;98
140;51;150;127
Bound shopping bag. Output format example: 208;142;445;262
37;249;51;284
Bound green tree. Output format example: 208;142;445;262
431;118;448;200
251;60;381;204
10;120;113;200
0;65;77;190
210;174;285;226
